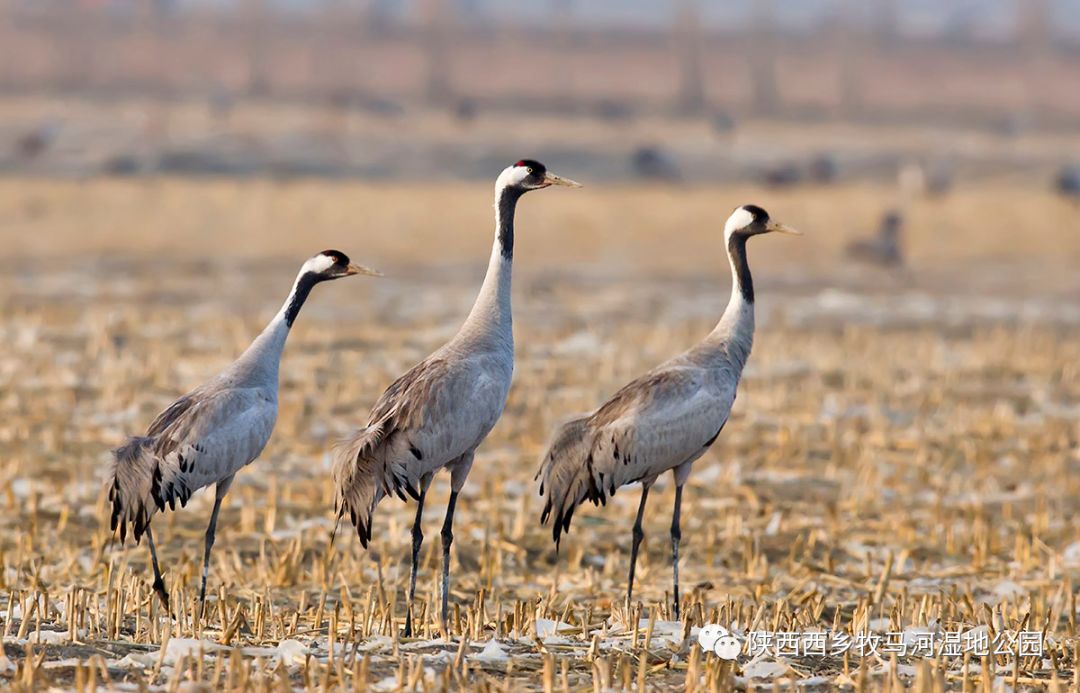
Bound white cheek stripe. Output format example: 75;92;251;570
495;165;532;192
304;255;336;274
725;207;755;236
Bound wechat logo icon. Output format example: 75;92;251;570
698;624;741;660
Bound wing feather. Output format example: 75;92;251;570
107;386;276;542
333;356;453;544
537;364;734;546
334;350;512;545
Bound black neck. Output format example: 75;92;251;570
727;233;754;303
283;272;320;327
496;186;522;261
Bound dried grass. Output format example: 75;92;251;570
0;177;1077;690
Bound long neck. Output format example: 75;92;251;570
458;185;519;348
702;233;755;370
233;271;316;384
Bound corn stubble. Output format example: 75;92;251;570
0;179;1077;690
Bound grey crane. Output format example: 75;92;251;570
332;160;580;636
845;209;903;267
13;118;62;162
1055;164;1080;199
536;204;799;620
108;250;378;610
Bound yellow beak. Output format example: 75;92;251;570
345;264;382;277
766;221;802;236
543;171;583;188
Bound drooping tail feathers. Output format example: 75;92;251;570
107;436;158;544
332;423;419;549
535;416;606;550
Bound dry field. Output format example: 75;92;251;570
0;177;1078;691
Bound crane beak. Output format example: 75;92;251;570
766;221;802;236
543;171;583;188
345;264;382;277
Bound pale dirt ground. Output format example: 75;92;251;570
0;176;1078;690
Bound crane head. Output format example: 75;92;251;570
302;250;381;281
498;159;582;192
724;204;801;239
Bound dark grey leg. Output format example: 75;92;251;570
145;525;169;611
403;482;430;637
439;490;459;629
627;484;651;606
198;478;231;608
671;485;684;621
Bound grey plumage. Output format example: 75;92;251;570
333;160;580;634
538;362;739;544
107;250;375;609
333;353;509;544
846;210;903;267
1056;164;1080;199
537;204;800;619
109;386;275;543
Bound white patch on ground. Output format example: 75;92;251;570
901;626;938;646
534;619;576;639
471;639;509;662
114;652;157;669
28;629;71;644
239;638;310;665
1062;541;1080;566
501;480;527;497
868;617;891;632
992;580;1025;600
159;638;223;665
743;658;789;679
638;619;684;645
962;624;992;651
582;553;605;568
764;512;782;536
372;675;401;691
553;331;603;357
595;618;689;652
872;662;918;677
355;635;395;653
801;676;833;687
276;639;311;664
309;636;353;661
690;463;725;483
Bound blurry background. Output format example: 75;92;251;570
0;0;1079;183
1;0;1079;284
0;2;1079;688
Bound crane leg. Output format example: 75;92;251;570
404;474;434;638
198;476;233;610
145;525;169;611
626;483;651;608
670;484;683;621
437;452;474;633
438;490;459;631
